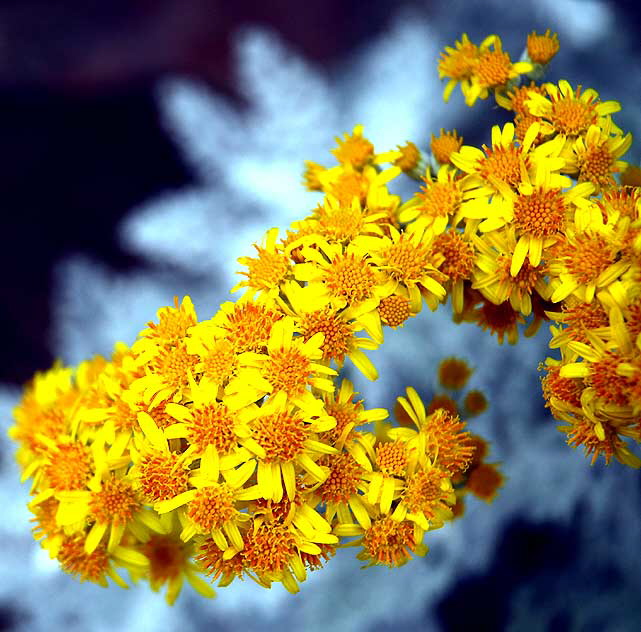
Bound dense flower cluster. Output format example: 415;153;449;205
8;29;640;603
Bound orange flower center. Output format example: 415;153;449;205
476;49;512;88
264;347;313;397
253;412;308;462
243;246;290;291
383;237;433;284
375;441;408;476
201;339;238;385
242;522;297;574
138;451;190;503
549;97;597;136
332;134;374;169
395;141;421;172
90;477;140;525
44;442;92;491
579;142;615;187
561;234;614;283
189;402;239;454
430;131;463;165
143;535;188;584
587;350;630;406
478;144;525;188
318;452;362;503
318;206;364;242
325;253;377;304
362;516;416;567
222;303;283;353
58;535;109;583
187;484;236;531
416;181;462;218
512;187;566;237
527;31;560;65
152;343;198;391
403;468;452;516
378;294;412;327
432;231;476;281
299;310;354;362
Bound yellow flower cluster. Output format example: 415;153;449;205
8;28;641;603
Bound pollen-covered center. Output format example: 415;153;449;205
586;350;630;406
383;237;432;284
318;452;362;503
430;131;463;165
189;402;238;454
244;246;290;291
363;516;416;567
318;207;364;242
433;231;476;281
560;300;609;343
253;412;308;462
265;348;313;397
375;441;408;477
476;49;512;88
579;143;614;187
378;294;412;327
416;181;462;218
323;399;361;444
549;97;598;136
332;133;374;169
299;309;353;361
242;522;296;575
527;31;559;65
512;187;567;236
325;253;377;304
395;141;421;172
44;442;93;491
138;451;190;503
144;299;196;344
478;144;525;188
152;343;198;390
90;477;140;525
201;339;238;385
561;234;614;283
188;484;236;531
403;468;452;516
223;303;283;353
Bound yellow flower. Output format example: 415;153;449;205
430;129;464;165
526;80;621;137
526;29;560;65
438;33;479;102
464;35;533;107
331;124;375;169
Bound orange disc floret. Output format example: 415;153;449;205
415;174;463;220
58;534;110;584
527;29;560;65
31;496;61;542
475;41;514;89
242;521;297;575
324;252;378;304
464;390;489;415
586;350;631;406
477;143;527;189
541;365;584;410
360;515;417;567
220;302;283;353
395;141;421;172
557;233;615;285
577;140;619;189
323;397;363;444
140;296;197;346
438;357;473;390
500;82;546;117
433;231;476;281
298;309;354;362
145;400;177;430
382;235;435;285
422;409;474;474
545;85;599;136
239;245;291;293
150;342;199;392
137;451;191;503
332;126;375;169
90;477;140;526
375;440;409;477
426;394;459;417
253;412;308;462
318;452;363;504
317;205;365;243
44;441;93;491
466;463;504;502
556;299;609;343
188;402;239;455
597;187;641;221
264;348;314;398
430;129;463;165
402;467;454;519
187;485;236;532
328;170;370;206
199;339;238;386
378;294;412;328
197;536;245;584
565;416;625;465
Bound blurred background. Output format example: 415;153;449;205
1;1;640;630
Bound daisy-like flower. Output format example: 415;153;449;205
233;227;293;299
294;238;394;310
398;165;471;235
278;280;381;380
564;123;632;192
472;226;551;315
525;80;622;138
302;160;326;191
437;33;479;103
495;81;546;117
356;225;448;312
465;35;533;107
235;394;338;502
225;316;337;413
